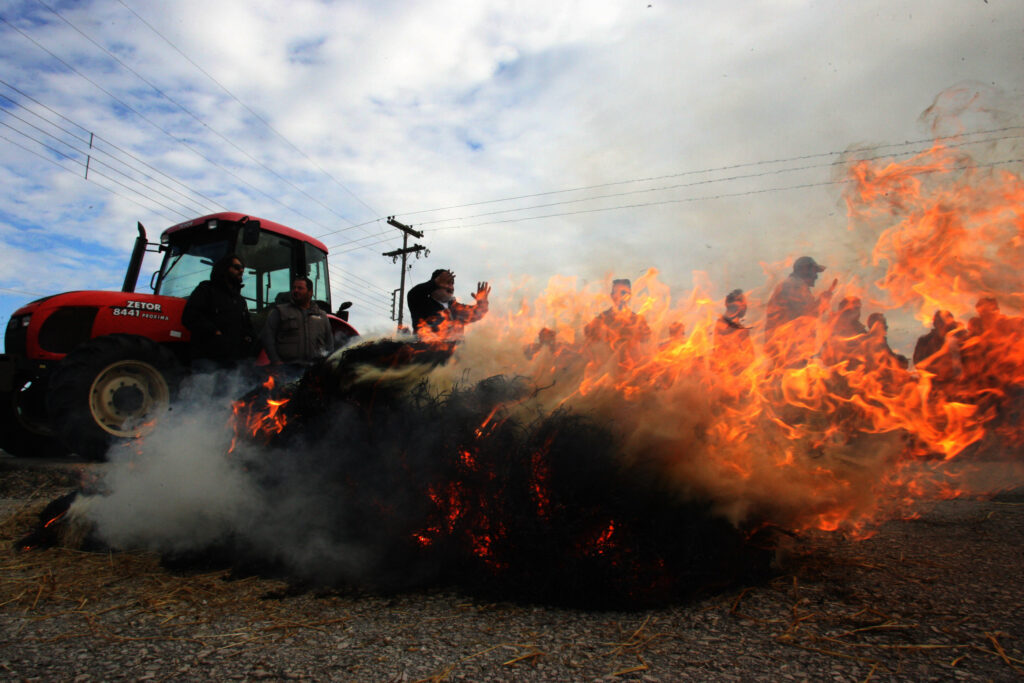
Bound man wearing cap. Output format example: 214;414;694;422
765;255;837;342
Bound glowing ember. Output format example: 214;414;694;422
230;378;294;448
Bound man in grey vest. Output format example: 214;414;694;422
261;276;334;365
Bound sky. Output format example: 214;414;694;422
1;0;1022;346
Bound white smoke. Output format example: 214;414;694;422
69;371;262;554
66;364;413;585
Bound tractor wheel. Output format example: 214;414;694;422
0;389;67;458
47;335;181;461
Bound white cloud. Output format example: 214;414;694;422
0;0;1022;341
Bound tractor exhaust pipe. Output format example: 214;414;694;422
122;222;148;293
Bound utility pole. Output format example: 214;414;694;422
383;216;428;329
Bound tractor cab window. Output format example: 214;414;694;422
305;243;331;311
236;236;298;314
158;236;232;301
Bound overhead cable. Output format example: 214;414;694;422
0;15;365;242
0;101;211;216
115;0;384;221
0;132;179;222
393;126;1024;220
33;0;384;244
0;77;227;213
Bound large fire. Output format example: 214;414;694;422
444;140;1023;538
218;139;1024;604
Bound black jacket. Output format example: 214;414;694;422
406;280;488;337
407;280;445;332
182;278;255;363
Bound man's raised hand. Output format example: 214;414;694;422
473;281;491;303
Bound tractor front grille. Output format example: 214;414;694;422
37;307;98;354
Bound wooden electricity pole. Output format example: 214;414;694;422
383;216;427;329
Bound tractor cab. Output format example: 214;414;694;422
155;213;335;321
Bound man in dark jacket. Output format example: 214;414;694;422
407;268;490;338
913;309;964;384
181;253;256;367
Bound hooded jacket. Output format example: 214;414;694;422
181;257;255;363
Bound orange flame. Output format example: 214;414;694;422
422;142;1024;538
230;380;292;448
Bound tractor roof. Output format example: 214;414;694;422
162;212;329;253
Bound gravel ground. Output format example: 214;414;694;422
0;456;1022;682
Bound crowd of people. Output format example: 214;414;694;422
510;255;1022;406
182;252;1021;409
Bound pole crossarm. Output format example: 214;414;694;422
382;245;426;258
387;216;424;238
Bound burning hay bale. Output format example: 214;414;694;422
19;339;774;609
226;340;776;607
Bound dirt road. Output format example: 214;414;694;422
1;455;1022;681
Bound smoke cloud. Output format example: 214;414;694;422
65;87;1024;606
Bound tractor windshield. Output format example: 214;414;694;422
158;232;232;302
156;221;328;315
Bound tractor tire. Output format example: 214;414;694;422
0;390;67;458
46;335;181;461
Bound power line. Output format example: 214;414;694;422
325;229;400;251
3;120;395;313
0;77;227;214
0;77;397;252
0;286;50;298
329;264;394;295
391;126;1024;221
332;295;392;318
0;99;212;216
327;127;1024;252
115;0;383;222
327;265;393;301
0;131;179;222
0;88;402;264
32;0;386;246
328;233;402;254
411;135;1021;229
314;216;386;239
328;284;392;311
0;120;194;219
426;156;1024;233
331;289;392;316
327;153;1024;254
328;284;393;316
8;6;1023;257
0;15;359;241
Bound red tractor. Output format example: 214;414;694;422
0;212;357;460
